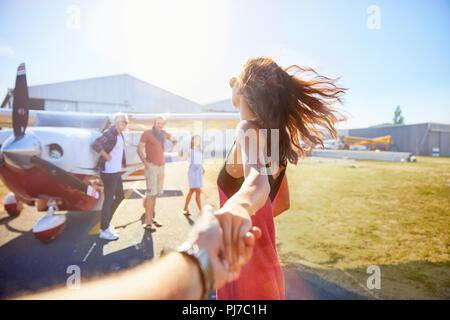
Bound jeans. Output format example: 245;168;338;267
100;172;124;231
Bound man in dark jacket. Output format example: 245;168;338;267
92;112;128;241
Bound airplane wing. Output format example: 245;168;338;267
0;106;37;128
0;108;240;132
128;112;240;132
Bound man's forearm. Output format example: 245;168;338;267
19;252;204;300
98;251;203;300
137;147;148;165
146;252;204;299
99;150;110;161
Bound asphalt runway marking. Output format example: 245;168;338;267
82;241;97;262
131;188;146;199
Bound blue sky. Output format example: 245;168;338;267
0;0;449;128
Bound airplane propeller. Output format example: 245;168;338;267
12;63;29;138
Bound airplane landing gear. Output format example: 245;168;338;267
3;192;24;217
32;200;66;243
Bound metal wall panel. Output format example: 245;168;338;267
348;123;450;156
44;100;77;112
29;74;203;114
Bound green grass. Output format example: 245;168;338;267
274;156;450;298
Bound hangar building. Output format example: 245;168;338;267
1;74;203;114
344;123;450;157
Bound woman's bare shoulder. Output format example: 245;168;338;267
235;120;267;165
236;119;260;132
235;120;264;145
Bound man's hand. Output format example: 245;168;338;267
184;205;261;290
137;142;148;167
169;138;178;152
144;161;152;171
99;150;111;162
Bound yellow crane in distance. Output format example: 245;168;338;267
342;135;393;151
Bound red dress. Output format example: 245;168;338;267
216;141;285;300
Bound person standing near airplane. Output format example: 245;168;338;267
92;112;129;241
178;135;204;216
137;115;178;231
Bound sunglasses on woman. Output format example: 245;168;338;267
229;76;238;88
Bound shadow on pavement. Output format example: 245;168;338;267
0;210;155;299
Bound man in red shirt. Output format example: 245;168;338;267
137;116;178;231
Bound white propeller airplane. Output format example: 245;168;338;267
0;63;239;242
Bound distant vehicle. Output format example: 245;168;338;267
320;138;345;150
342;135;393;151
299;140;307;148
349;145;367;151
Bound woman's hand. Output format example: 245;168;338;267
185;205;261;290
214;203;252;282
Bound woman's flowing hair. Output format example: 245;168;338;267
238;57;347;165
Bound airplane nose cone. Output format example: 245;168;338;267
1;134;41;169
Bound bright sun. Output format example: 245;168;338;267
87;0;231;102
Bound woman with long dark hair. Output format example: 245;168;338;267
214;57;346;299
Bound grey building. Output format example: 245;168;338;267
345;123;450;156
2;74;203;114
203;99;235;112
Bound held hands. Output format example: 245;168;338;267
185;205;260;290
213;202;254;282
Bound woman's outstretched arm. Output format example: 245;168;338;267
214;120;270;280
178;148;190;161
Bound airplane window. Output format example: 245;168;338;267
48;144;63;159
